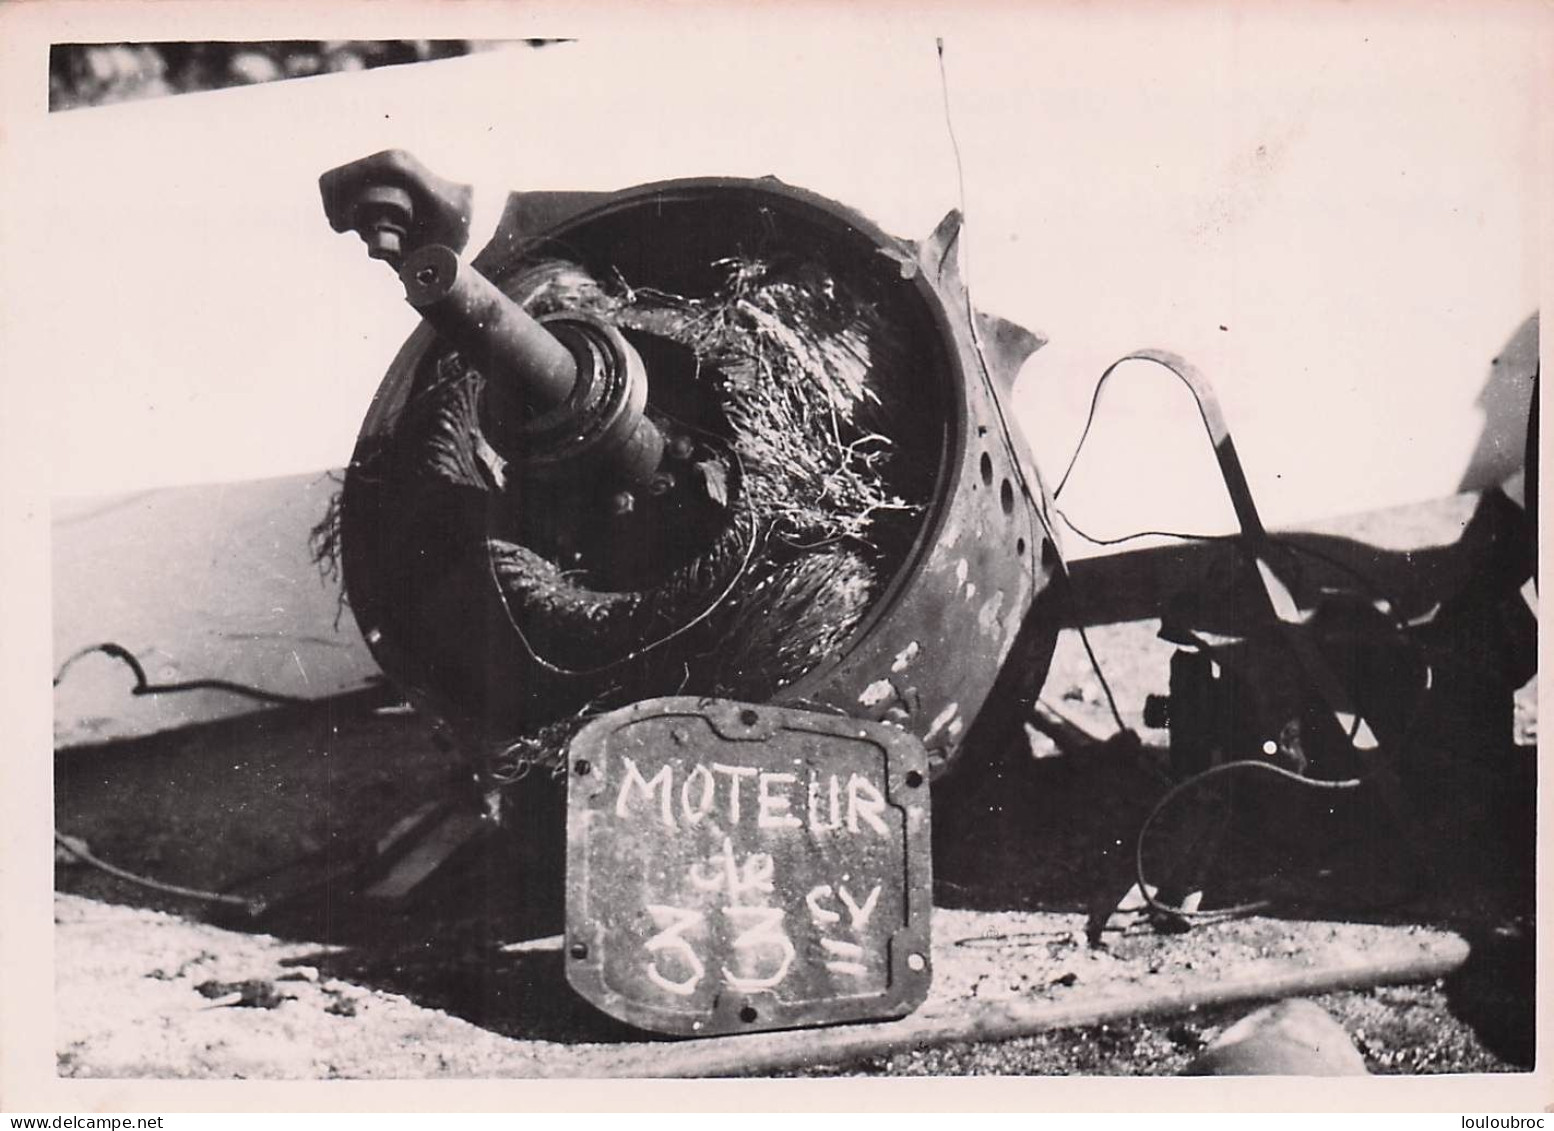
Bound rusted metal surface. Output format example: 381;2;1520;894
341;175;1064;780
396;239;665;486
399;243;581;413
328;157;670;490
564;696;932;1036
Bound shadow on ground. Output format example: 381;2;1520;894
55;692;641;1047
55;673;1537;1065
54;493;1537;1066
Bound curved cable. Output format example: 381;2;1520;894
54;831;264;913
485;506;762;679
1055;350;1231;503
53;642;310;706
1135;759;1364;923
1057;508;1397;612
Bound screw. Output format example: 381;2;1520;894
574;759;591;776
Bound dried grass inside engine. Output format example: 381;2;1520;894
326;243;943;781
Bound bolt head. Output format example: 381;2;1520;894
351;184;414;265
363;225;404;262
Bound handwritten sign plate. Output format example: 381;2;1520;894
565;696;933;1036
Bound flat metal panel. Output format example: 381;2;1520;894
565;697;932;1036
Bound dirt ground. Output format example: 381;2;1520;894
53;594;1538;1079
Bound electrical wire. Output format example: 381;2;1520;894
485;505;762;679
1135;759;1364;923
1055;508;1237;550
1051;376;1409;923
1057;507;1398;612
51;643;322;916
935;39;1130;738
54;831;264;913
1053;351;1120;501
934;41;1411;931
53;642;312;705
1051;349;1400;608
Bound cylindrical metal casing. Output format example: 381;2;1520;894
344;178;1063;782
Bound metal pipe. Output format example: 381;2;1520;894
399;244;578;414
562;932;1470;1077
